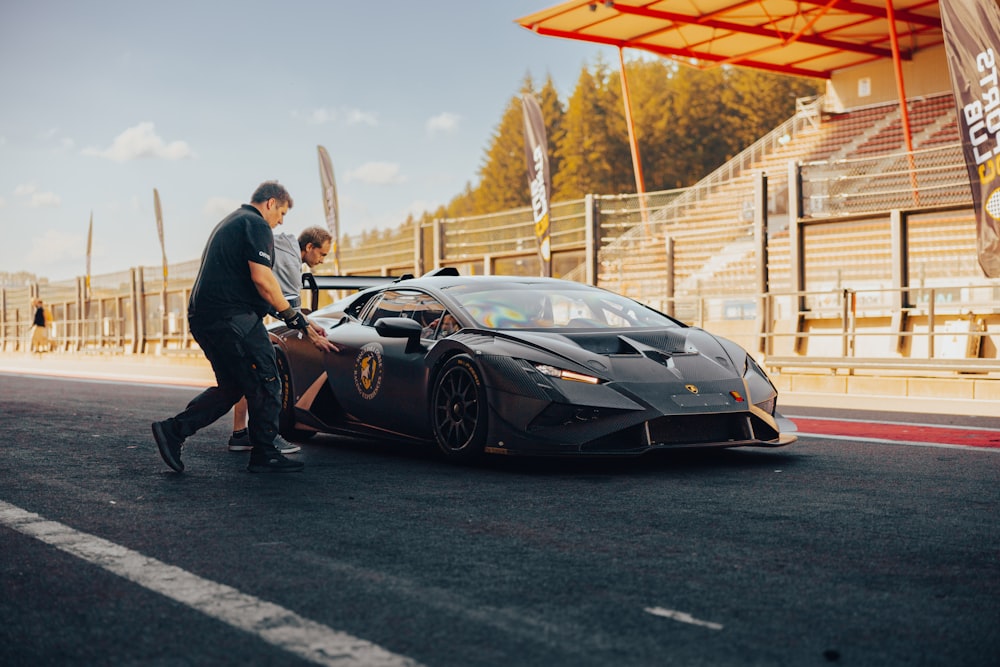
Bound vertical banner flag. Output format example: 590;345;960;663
521;94;553;277
85;211;93;301
941;0;1000;277
154;188;168;343
153;188;168;280
317;145;341;273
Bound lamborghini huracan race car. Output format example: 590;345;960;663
271;270;796;461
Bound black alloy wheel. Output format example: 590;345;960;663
431;355;487;461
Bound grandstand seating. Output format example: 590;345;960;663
597;93;971;310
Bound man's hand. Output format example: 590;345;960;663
278;307;309;331
306;326;338;352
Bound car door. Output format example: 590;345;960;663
324;289;440;439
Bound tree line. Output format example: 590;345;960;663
343;56;821;247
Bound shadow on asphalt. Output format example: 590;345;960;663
306;433;801;477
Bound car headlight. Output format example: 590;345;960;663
744;356;776;414
533;363;602;384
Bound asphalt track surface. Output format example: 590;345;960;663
1;368;998;666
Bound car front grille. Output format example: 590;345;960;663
645;413;753;446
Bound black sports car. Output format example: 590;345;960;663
271;270;796;460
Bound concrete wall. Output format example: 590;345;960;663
825;44;952;112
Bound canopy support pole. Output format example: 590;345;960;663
618;47;649;230
886;0;920;206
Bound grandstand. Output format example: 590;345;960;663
591;92;969;308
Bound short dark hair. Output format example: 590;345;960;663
298;226;332;250
250;181;293;208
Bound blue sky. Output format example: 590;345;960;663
0;1;611;282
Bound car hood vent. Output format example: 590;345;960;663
557;330;690;356
502;328;735;377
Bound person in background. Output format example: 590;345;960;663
151;181;336;474
29;298;49;354
227;226;333;453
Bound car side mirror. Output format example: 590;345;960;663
374;317;422;337
374;317;424;353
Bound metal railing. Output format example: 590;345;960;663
761;284;1000;375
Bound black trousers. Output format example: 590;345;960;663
165;313;282;453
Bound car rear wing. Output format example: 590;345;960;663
301;273;399;311
301;267;460;310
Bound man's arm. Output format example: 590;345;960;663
249;261;291;314
249;261;336;352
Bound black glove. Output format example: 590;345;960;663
278;307;309;331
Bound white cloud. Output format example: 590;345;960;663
82;122;194;162
13;183;61;208
296;107;378;126
204;196;240;219
305;108;336;124
0;197;6;208
426;112;461;135
26;229;84;265
34;127;75;152
345;109;378;126
28;191;61;208
347;161;406;185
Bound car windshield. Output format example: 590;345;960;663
448;283;679;330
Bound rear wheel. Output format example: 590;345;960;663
431;355;487;461
275;349;316;442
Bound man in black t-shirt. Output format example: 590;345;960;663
151;181;335;473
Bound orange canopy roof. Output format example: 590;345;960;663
515;0;943;79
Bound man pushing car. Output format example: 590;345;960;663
151;181;336;474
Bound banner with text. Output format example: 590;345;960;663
521;94;552;277
85;211;93;300
317;145;342;274
153;188;168;281
941;0;1000;277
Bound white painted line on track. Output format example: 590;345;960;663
644;606;723;630
0;500;423;667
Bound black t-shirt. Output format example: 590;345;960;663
188;204;274;321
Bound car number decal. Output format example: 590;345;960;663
354;343;384;400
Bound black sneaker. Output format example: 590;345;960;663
229;431;300;454
247;450;304;473
227;430;252;452
152;420;185;472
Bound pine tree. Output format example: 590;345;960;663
441;57;822;218
553;63;617;200
473;74;537;213
537;74;565;189
723;68;823;151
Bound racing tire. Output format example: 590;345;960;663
274;349;316;442
431;355;488;462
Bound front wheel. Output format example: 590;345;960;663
431;355;488;462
